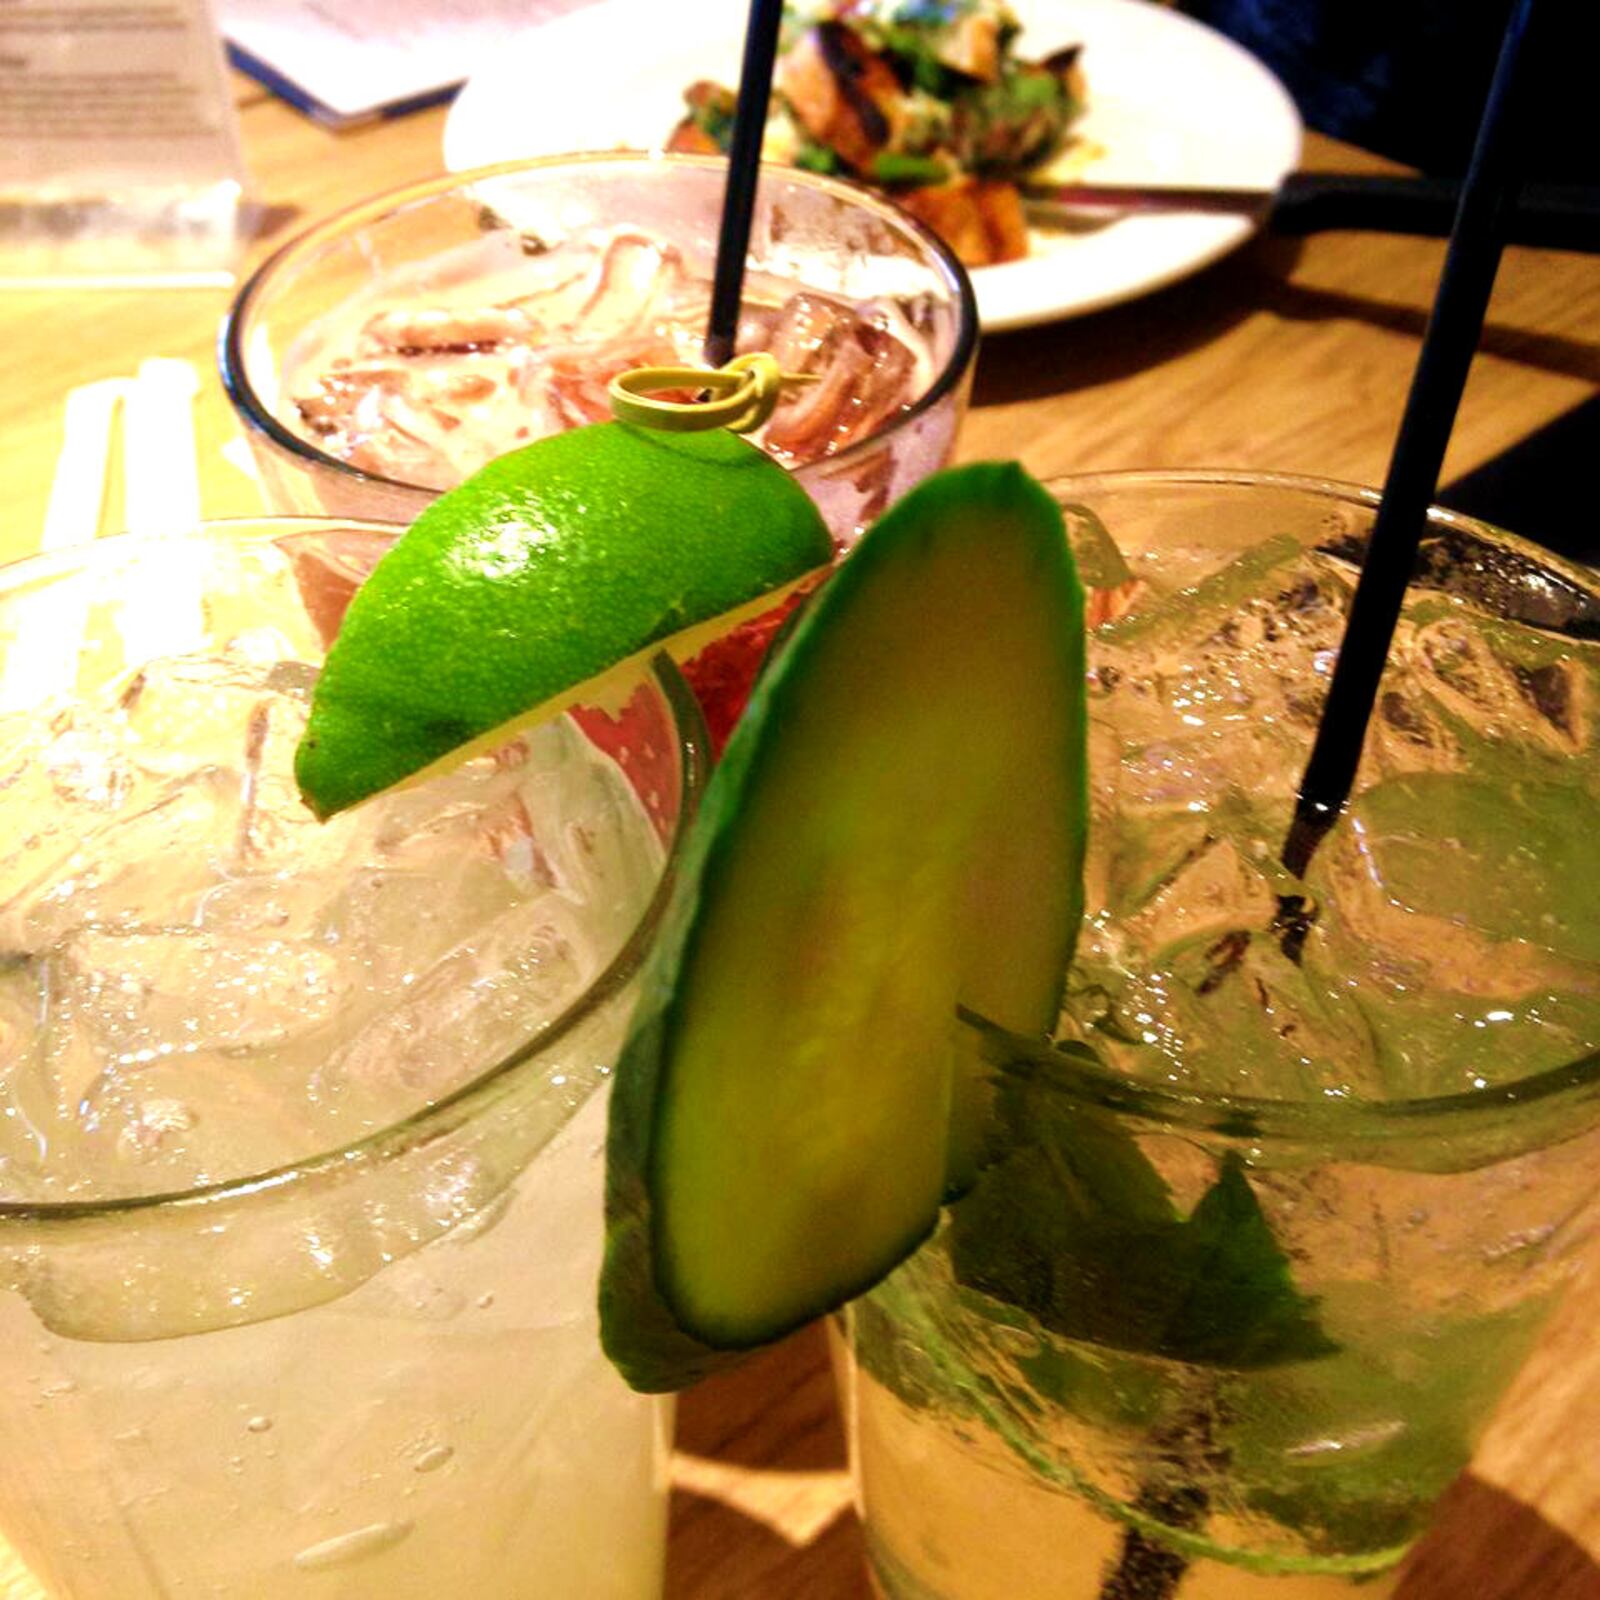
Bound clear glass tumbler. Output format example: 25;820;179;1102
220;152;978;545
0;520;705;1598
838;471;1600;1600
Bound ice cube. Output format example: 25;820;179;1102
295;361;410;438
0;654;311;941
68;1050;331;1194
291;244;702;481
1085;545;1369;830
5;767;244;952
1071;526;1600;1107
319;806;544;981
42;925;353;1106
1302;772;1600;1095
347;385;466;489
759;293;917;464
315;899;592;1128
0;953;53;1179
2;640;665;1199
760;289;856;371
569;229;687;339
360;305;538;355
1070;828;1385;1099
299;736;575;1003
0;712;132;934
1393;607;1591;758
514;333;678;435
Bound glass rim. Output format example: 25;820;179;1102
1037;466;1600;1158
0;516;710;1222
1046;463;1598;580
219;148;980;497
1045;465;1600;634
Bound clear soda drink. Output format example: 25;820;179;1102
840;472;1600;1600
0;520;702;1599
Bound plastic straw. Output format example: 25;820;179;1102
1283;0;1542;877
704;0;786;367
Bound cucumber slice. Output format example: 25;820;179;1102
601;463;1088;1391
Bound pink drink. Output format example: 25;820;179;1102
288;229;934;494
223;154;977;544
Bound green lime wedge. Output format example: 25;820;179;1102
295;421;832;819
601;462;1089;1391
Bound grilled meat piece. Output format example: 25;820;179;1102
897;174;1029;266
777;21;909;171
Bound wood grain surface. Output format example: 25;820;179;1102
3;66;1600;1600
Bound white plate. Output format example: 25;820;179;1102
444;0;1302;332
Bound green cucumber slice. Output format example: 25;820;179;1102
600;462;1089;1391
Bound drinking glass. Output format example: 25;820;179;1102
220;152;978;544
838;471;1600;1600
0;519;705;1598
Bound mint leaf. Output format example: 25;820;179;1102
1158;1154;1337;1367
949;1017;1336;1369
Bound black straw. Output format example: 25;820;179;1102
704;0;786;368
1283;0;1542;878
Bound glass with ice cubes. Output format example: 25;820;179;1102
0;520;699;1599
221;152;978;545
838;471;1600;1600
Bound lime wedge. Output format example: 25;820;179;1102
295;421;832;819
601;462;1089;1391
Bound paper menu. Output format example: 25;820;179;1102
0;0;244;186
0;0;247;285
219;0;601;127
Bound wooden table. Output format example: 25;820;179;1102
4;75;1600;1600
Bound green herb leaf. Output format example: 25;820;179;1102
791;138;842;175
949;1017;1337;1369
1159;1154;1338;1367
869;151;954;186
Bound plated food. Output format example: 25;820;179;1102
667;0;1090;265
444;0;1303;330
